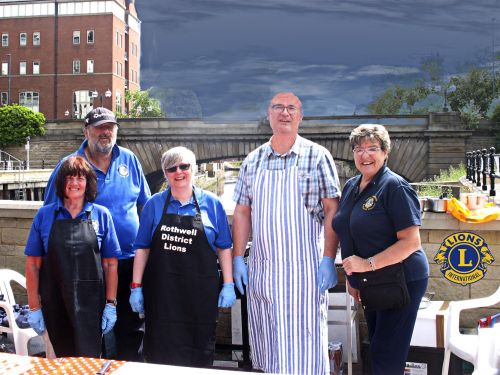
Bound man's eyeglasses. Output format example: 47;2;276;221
166;163;191;173
271;104;299;115
352;147;382;155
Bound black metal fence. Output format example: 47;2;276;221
465;147;500;197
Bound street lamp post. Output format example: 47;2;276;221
25;136;30;170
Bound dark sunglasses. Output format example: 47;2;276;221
166;163;191;173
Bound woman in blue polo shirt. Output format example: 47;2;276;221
129;146;235;366
332;124;429;375
25;156;120;358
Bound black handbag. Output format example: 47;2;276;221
356;262;410;312
347;185;411;312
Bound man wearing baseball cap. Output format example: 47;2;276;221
44;107;151;361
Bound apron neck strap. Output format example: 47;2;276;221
164;187;201;214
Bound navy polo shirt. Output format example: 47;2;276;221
44;141;151;259
24;200;121;258
332;166;429;288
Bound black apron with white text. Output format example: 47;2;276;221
39;210;105;357
142;191;219;366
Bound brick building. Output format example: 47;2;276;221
0;0;141;120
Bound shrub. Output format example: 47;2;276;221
0;105;46;147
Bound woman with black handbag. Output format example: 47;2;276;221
332;124;429;375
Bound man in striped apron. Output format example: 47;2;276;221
232;92;341;374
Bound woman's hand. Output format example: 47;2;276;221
346;279;361;303
218;282;236;308
342;255;370;275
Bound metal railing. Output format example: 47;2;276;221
465;147;500;197
0;150;45;170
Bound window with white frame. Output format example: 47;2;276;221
73;90;93;119
19;91;39;112
116;31;119;46
19;61;26;75
73;30;80;45
73;60;80;74
115;61;119;75
1;33;8;47
33;61;40;75
87;30;94;44
115;91;122;114
19;32;27;46
87;59;94;73
1;62;7;75
33;32;40;46
1;92;7;105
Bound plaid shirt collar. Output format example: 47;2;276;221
265;135;302;158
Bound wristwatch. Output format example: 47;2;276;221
106;299;118;306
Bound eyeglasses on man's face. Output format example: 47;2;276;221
352;147;382;156
271;104;299;115
166;163;191;173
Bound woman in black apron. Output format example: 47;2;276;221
129;146;236;366
25;156;120;357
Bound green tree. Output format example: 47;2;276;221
368;84;430;114
448;68;499;115
121;89;163;118
420;54;445;87
0;104;46;147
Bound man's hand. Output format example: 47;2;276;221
233;256;248;295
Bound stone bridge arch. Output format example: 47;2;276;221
3;112;493;192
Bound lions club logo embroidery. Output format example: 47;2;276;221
362;195;377;210
434;232;495;286
118;164;129;177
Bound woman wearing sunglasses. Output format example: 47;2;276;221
129;146;235;366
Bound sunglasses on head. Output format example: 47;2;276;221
166;163;191;173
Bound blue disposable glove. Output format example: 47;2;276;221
318;256;338;293
129;287;144;315
27;308;45;335
233;256;248;295
218;282;236;308
101;304;117;335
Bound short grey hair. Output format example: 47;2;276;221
161;146;197;174
349;124;391;152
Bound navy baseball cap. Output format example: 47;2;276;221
84;107;119;127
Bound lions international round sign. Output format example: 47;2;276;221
434;232;495;286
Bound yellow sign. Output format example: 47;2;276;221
434;232;495;286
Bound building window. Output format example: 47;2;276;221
19;61;26;75
33;61;40;75
116;31;119;46
73;30;80;45
73;60;80;74
87;59;94;73
19;32;27;46
87;30;94;44
1;62;8;75
19;91;39;112
73;90;93;119
1;33;8;47
120;34;123;48
115;91;122;114
33;32;40;46
1;92;7;105
115;61;119;75
119;62;123;77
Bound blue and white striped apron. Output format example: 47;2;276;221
247;156;329;374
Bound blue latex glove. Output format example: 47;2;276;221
129;287;144;315
318;256;338;293
218;282;236;308
27;309;45;335
233;256;248;295
101;304;117;335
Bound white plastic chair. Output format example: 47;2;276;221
0;269;38;356
442;286;500;375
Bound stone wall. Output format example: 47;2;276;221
1;201;498;330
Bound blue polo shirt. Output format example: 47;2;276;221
25;200;121;258
44;141;151;259
332;166;429;288
134;187;232;253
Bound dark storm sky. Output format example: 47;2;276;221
134;0;498;119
